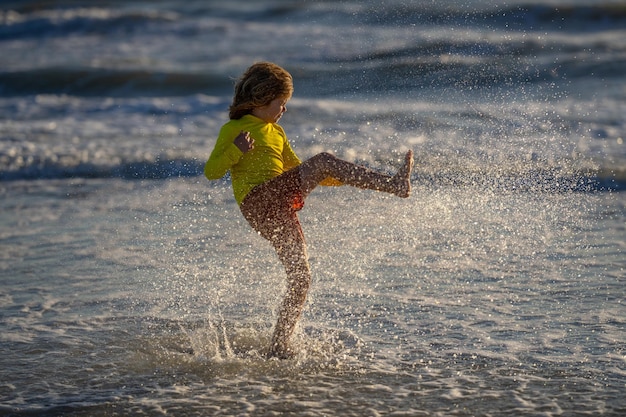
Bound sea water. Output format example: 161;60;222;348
1;1;625;416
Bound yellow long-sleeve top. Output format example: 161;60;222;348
204;114;302;205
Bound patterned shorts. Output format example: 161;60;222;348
239;167;304;242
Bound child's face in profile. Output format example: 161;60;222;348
252;96;289;123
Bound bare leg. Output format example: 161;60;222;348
239;169;313;359
299;150;413;198
266;215;311;359
242;151;414;359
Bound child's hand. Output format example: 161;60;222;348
234;131;255;153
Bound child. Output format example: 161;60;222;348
205;62;413;359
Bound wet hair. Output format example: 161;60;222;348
229;62;293;120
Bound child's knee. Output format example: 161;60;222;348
310;151;331;161
310;152;337;171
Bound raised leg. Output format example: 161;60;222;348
298;150;413;198
242;150;414;359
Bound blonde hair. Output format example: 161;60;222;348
229;62;293;120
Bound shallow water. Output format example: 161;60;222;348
1;178;624;416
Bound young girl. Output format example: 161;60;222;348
205;62;413;359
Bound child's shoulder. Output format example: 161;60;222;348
222;115;284;136
222;114;260;129
219;117;250;137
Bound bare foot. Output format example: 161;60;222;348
394;150;413;198
267;345;295;360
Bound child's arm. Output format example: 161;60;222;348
204;130;254;180
204;142;242;180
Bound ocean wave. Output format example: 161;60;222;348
1;155;623;192
485;4;626;32
2;2;624;42
2;48;621;98
0;6;178;40
416;167;626;193
359;3;626;32
0;67;229;97
2;2;623;98
296;53;624;97
0;157;204;180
